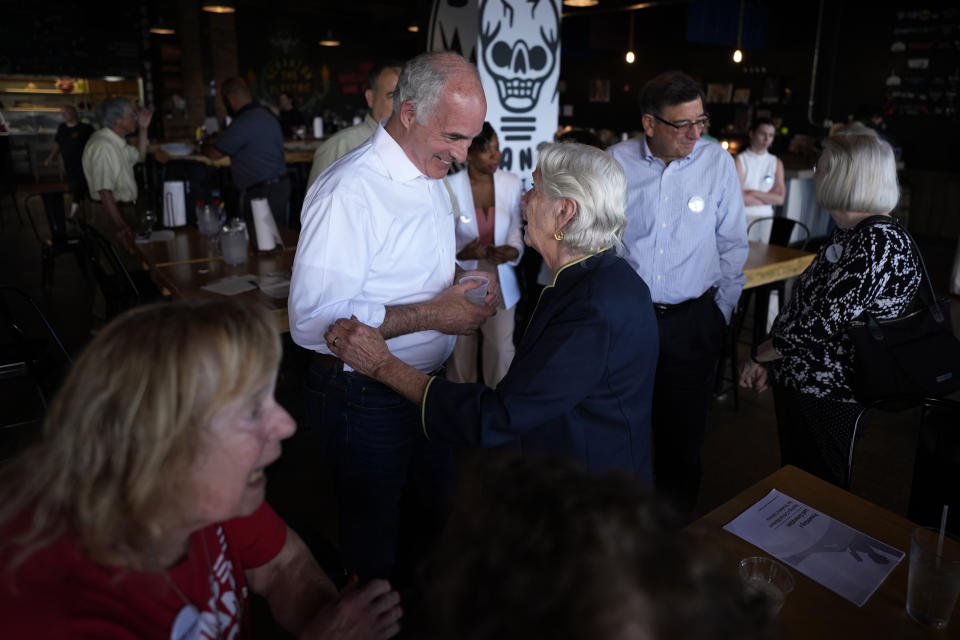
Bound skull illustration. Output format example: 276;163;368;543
480;0;560;113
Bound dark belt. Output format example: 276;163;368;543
653;287;716;316
244;174;289;191
315;352;344;372
313;352;445;377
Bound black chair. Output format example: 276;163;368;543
77;221;148;320
0;285;72;441
746;215;811;346
846;397;960;530
24;191;87;290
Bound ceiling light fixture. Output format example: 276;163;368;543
625;11;636;64
563;0;599;7
318;30;341;47
408;24;420;33
201;1;235;14
150;16;175;35
732;0;744;63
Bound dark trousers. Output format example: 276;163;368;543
651;292;727;514
305;356;454;585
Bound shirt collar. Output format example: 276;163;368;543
371;124;433;185
639;135;703;167
101;126;129;148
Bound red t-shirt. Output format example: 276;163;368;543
0;501;287;639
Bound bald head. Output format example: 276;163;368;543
221;77;252;112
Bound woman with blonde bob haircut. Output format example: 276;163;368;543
0;299;402;639
741;134;921;487
325;143;660;482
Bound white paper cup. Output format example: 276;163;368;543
459;275;489;304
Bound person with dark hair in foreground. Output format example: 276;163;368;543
424;453;773;640
0;299;401;639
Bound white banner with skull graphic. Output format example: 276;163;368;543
430;0;561;188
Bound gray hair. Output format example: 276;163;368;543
393;52;479;125
96;97;133;129
537;143;628;253
815;134;898;214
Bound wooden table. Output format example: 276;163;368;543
743;241;814;290
137;225;298;333
689;465;959;638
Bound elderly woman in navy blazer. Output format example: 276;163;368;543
447;122;524;386
326;143;658;481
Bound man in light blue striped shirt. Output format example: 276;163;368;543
608;71;748;515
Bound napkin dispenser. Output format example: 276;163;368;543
162;181;187;227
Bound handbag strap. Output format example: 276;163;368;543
853;215;944;324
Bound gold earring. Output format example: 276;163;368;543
554;230;564;241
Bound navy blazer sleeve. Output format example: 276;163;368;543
423;295;610;446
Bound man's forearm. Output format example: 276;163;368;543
137;128;149;162
379;303;428;340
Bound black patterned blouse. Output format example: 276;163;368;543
771;218;921;403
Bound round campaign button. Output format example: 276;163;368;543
687;195;705;213
763;174;774;185
826;244;844;263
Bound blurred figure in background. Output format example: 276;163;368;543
447;122;524;386
307;60;403;187
278;92;307;139
44;105;94;217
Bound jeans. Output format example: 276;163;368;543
306;356;454;584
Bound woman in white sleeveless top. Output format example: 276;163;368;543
736;118;785;242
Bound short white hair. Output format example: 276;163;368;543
815;134;898;214
392;52;478;125
536;143;627;253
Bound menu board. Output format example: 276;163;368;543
885;8;959;119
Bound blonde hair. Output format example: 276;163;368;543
536;142;628;253
815;134;898;214
0;299;281;569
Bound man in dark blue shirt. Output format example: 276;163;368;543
203;77;289;227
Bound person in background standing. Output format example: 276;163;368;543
607;71;748;515
278;92;307;139
447;122;524;386
307;61;403;188
44;105;94;218
202;77;289;227
82;97;151;254
736;117;785;242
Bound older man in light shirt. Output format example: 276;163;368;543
82;97;151;253
290;51;496;586
306;60;402;188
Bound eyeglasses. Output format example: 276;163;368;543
651;113;710;133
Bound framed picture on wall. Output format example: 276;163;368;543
589;79;610;103
706;83;732;104
733;88;751;104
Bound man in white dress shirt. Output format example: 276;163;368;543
289;51;494;585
